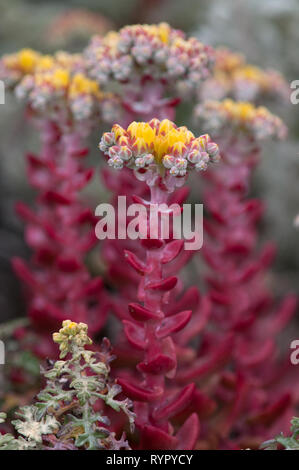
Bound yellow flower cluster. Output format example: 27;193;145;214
206;47;288;102
3;48;40;75
2;49;83;80
33;67;101;98
84;22;213;89
209;99;276;124
2;48;101;100
68;73;101;99
123;119;195;163
53;320;92;356
198;99;287;140
126;22;172;45
219;99;260;122
232;65;273;92
101;22;172;53
100;118;219;176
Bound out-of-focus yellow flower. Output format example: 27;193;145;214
3;48;40;74
197;99;287;141
35;67;70;90
36;55;55;71
68;73;101;99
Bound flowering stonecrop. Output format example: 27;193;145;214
98;119;220;450
15;53;102;123
85;23;214;95
0;321;135;450
199;47;289;103
0;49;121;124
0;48;120;356
99;118;220;191
195;99;287;141
0;48;41;88
184;99;297;448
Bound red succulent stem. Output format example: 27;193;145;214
140;186;169;405
119;180;199;449
192;134;297;447
13;117;107;357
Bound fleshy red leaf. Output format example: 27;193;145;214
161;240;184;264
79;277;103;296
138;354;176;375
12;257;40;290
56;256;81;272
139;425;178;450
147;276;177;292
128;303;162;321
152;384;195;421
42;191;71;205
123;320;147;350
156;310;192;339
175;413;200;450
166;286;200;316
176;334;234;382
248;394;291;427
117;378;163;402
124;250;150;275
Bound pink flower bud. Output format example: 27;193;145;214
108;145;121;158
207;142;219;158
187;150;201;164
119;146;132;161
162;155;175;169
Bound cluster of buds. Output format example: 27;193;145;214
195;99;287;141
0;48;41;88
99;118;220;185
84;23;214;95
200;47;289;103
0;48;121;125
14;54;103;122
52;320;92;357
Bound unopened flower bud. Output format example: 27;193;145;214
143;154;154;165
108;145;121;158
108;156;123;169
119;146;132;161
207;142;219;158
187;150;201;164
135;157;146;168
175;157;187;170
162;154;175;169
195;160;208;171
200;151;210;163
169;166;179;176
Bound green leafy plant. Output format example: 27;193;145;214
261;417;299;450
0;320;135;450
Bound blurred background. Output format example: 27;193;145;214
0;0;298;323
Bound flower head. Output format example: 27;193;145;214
195;99;287;141
200;47;289;103
85;23;214;95
99;118;220;184
14;53;107;122
0;48;41;87
53;320;92;357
